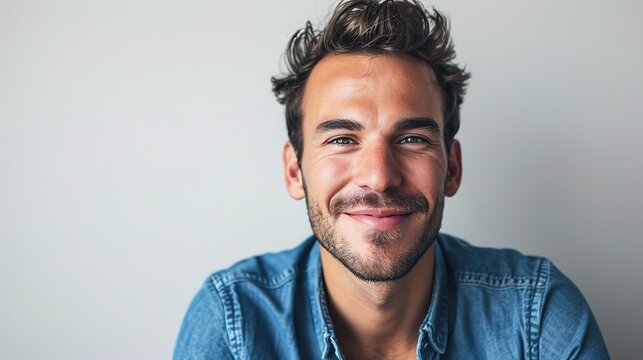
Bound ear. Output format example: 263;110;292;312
283;141;305;200
445;139;462;197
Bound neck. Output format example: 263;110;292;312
320;246;434;359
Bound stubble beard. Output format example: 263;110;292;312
305;188;444;283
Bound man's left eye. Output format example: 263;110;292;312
399;136;428;144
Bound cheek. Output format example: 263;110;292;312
306;157;351;200
402;156;447;196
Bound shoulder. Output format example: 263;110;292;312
211;236;317;289
174;237;318;359
437;233;549;286
437;233;609;358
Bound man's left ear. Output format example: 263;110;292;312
445;139;462;197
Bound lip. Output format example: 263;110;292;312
344;208;412;230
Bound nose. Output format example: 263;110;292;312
353;140;402;192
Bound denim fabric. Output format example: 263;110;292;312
174;233;609;359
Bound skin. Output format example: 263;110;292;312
283;54;462;359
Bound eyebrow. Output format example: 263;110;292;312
394;117;441;135
314;119;364;136
313;117;441;137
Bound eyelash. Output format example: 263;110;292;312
328;137;356;145
399;135;430;144
327;136;430;145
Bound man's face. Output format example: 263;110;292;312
283;54;461;282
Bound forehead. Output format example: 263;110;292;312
301;53;444;132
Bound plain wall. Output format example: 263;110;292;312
1;0;641;358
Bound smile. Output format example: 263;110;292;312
344;208;412;230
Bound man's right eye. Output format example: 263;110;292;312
328;137;356;145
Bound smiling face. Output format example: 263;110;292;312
283;53;462;282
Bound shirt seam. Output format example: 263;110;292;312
455;271;539;289
527;258;550;360
217;268;299;289
210;274;244;360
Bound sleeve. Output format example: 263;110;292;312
173;277;236;360
537;262;610;359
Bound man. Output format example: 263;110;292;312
174;0;609;359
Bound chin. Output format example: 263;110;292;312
332;230;432;282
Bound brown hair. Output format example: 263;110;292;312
271;0;470;159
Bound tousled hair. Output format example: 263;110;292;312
271;0;470;160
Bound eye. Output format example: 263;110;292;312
328;137;356;145
399;136;429;144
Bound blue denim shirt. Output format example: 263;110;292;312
174;233;609;359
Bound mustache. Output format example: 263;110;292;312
329;190;429;216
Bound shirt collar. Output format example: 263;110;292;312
306;239;344;359
419;235;449;354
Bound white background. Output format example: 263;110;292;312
1;0;641;358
